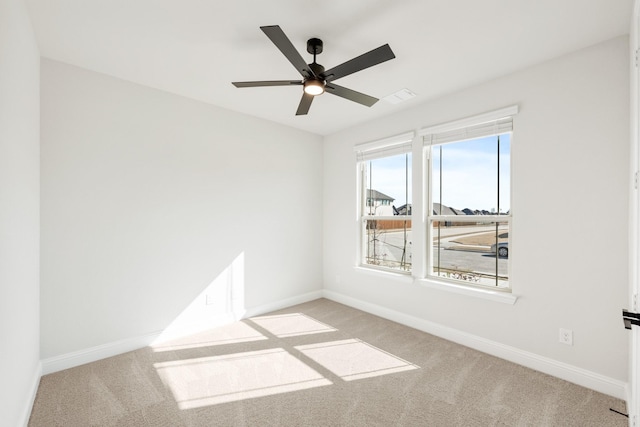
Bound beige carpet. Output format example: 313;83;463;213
29;298;627;426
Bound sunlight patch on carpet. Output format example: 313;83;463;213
249;313;338;338
151;321;267;352
154;348;332;409
295;339;419;381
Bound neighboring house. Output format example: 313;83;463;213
462;208;492;215
366;189;395;215
433;203;458;216
394;203;412;215
425;203;499;216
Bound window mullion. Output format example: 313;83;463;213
496;135;500;287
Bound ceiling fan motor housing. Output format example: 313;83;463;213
309;62;325;78
305;62;326;96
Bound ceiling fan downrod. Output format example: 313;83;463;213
305;38;326;95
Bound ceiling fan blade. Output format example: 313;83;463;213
232;80;302;88
322;44;395;82
296;93;314;115
261;25;315;79
325;83;378;107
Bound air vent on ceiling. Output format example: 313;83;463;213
383;88;416;104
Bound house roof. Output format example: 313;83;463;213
394;204;412;215
367;189;394;202
433;203;458;216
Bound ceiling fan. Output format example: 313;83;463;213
232;25;396;116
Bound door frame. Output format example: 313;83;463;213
629;1;640;425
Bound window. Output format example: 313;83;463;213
423;114;513;290
356;134;413;273
354;107;516;293
427;135;511;287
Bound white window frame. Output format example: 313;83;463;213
355;132;414;274
419;106;517;292
352;107;519;303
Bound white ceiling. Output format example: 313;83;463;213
25;0;633;136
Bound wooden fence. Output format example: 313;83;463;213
366;220;412;230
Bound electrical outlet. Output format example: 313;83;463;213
559;328;573;346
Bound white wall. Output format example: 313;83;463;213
324;37;630;386
0;0;41;425
40;59;323;360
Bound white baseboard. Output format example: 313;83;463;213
322;289;628;400
20;361;42;427
41;289;324;375
40;288;625;401
41;331;160;375
243;290;324;318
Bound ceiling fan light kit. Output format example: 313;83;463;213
232;25;396;116
303;79;325;95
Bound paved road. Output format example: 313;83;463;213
433;246;507;280
366;226;508;286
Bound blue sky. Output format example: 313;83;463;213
366;153;412;207
366;134;510;212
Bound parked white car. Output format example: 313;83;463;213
491;242;508;258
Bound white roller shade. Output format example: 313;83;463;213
355;131;414;161
425;117;512;145
420;105;517;146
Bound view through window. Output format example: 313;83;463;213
361;151;412;272
356;110;514;291
428;134;510;288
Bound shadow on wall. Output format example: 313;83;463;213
151;252;246;346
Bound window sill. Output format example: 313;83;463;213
354;266;414;284
417;278;518;305
353;266;518;304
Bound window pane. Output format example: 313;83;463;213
431;134;510;215
364;219;412;272
365;153;412;216
430;220;508;288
